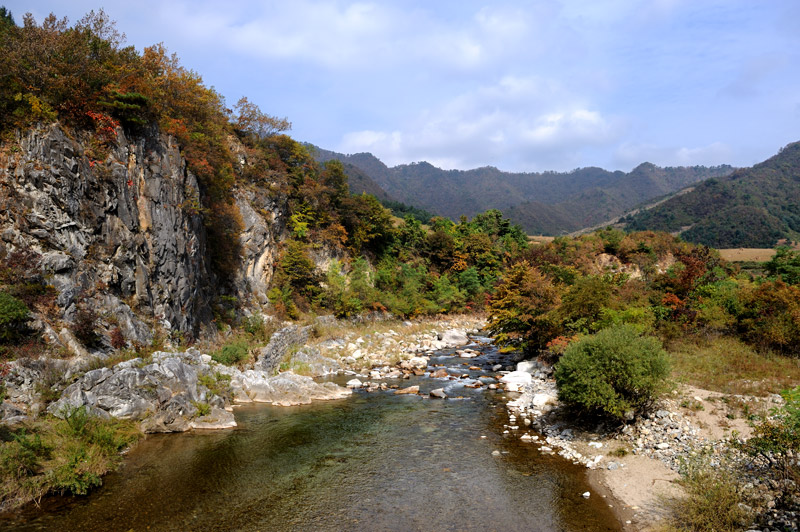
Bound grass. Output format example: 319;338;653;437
82;349;141;372
0;407;140;510
667;335;800;396
660;453;753;532
717;248;777;262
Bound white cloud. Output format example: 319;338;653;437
338;76;624;170
615;141;732;169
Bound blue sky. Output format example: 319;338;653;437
7;1;800;172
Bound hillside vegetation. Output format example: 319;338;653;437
625;142;800;247
314;147;732;235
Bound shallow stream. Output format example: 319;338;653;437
2;337;620;531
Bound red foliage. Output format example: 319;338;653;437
86;110;119;144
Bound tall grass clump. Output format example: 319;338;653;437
662;454;753;532
0;407;140;509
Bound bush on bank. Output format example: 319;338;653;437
554;324;671;421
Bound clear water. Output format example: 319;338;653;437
1;341;620;531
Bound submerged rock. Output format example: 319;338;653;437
236;371;350;406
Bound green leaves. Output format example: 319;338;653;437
554;325;671;421
0;291;29;343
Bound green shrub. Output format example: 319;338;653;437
737;281;800;356
0;291;29;343
198;372;232;399
0;430;50;480
211;338;251;366
192;401;211;417
554;325;671;421
50;443;103;495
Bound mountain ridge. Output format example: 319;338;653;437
312;146;733;234
624;141;800;247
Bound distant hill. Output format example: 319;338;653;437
625;142;800;247
312;146;732;234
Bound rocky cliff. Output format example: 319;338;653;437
0;123;289;352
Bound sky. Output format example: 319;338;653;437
7;1;800;172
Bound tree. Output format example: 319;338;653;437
233;96;290;139
765;247;800;285
487;262;562;353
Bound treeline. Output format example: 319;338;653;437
489;228;800;358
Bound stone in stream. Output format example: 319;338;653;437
429;388;448;399
346;379;363;389
400;356;429;370
430;368;450;379
499;371;533;392
189;407;237;430
438;329;469;347
394;385;420;395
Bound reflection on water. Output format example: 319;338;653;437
1;346;620;532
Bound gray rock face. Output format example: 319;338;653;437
48;350;228;432
0;124;216;340
235;189;287;305
257;325;311;373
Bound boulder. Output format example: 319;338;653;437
190;407;237;430
47;351;227;432
516;360;543;374
499;371;533;392
439;329;469;347
530;393;557;408
399;356;429;370
394;385;420;395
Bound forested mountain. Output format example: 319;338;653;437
313;147;732;234
625;142;800;247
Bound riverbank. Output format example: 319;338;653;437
502;360;798;531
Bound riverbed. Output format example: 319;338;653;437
1;337;621;531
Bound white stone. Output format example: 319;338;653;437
582;492;590;498
499;371;533;386
531;393;557;408
346;379;363;389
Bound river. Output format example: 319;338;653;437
1;336;621;531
